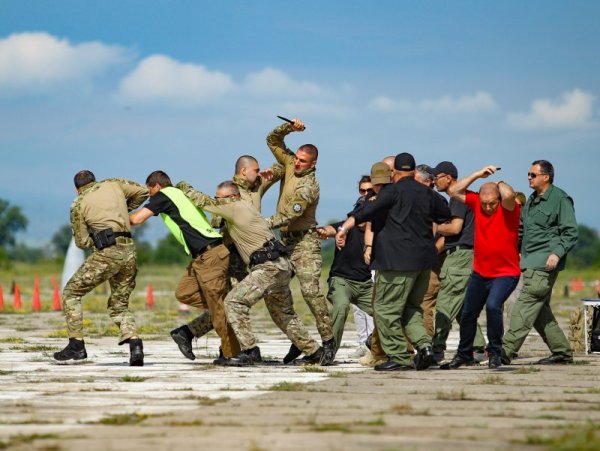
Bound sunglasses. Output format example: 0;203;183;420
359;188;370;194
527;172;546;179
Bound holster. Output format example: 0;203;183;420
249;239;289;266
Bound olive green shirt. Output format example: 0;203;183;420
233;162;285;212
178;182;274;265
266;123;319;232
520;184;578;271
70;179;149;249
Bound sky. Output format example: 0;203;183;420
1;1;599;245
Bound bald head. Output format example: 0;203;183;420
383;156;395;170
479;182;501;216
235;155;258;175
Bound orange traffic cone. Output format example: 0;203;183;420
146;284;155;310
0;285;4;312
577;277;584;292
51;275;61;311
570;277;577;293
32;276;41;312
14;283;22;310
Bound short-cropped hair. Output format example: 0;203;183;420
146;170;172;187
298;144;318;161
532;159;554;183
74;170;96;189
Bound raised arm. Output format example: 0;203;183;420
266;119;305;165
448;165;499;203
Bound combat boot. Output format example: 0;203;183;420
320;337;337;366
170;325;195;360
54;338;87;363
300;347;323;365
225;347;262;366
129;338;144;366
283;343;302;364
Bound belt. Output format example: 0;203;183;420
115;236;133;244
192;241;222;259
446;245;473;255
280;228;316;239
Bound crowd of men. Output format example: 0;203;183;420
53;118;579;371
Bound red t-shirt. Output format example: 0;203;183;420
465;191;521;278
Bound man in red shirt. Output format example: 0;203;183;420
441;165;521;369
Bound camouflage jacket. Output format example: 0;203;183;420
70;179;148;249
265;123;319;231
177;182;274;264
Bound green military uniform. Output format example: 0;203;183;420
432;249;486;354
503;185;578;360
63;179;148;344
265;123;333;342
179;182;320;356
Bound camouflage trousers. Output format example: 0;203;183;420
284;232;333;342
62;241;138;345
224;256;320;355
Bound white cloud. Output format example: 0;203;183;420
507;89;595;130
243;67;326;98
368;91;496;114
116;55;235;107
0;32;128;91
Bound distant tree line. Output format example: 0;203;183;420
1;197;600;268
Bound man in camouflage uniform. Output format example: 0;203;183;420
265;118;336;365
215;155;285;284
54;170;147;366
178;180;323;366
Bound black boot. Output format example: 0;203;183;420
283;343;302;364
300;347;323;365
413;346;434;371
54;338;87;363
213;348;227;366
320;337;337;366
225;347;262;367
170;325;195;360
129;338;144;367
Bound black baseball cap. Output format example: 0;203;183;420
431;161;458;179
394;152;416;171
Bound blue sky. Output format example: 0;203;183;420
1;1;599;245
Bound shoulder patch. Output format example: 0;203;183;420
293;203;303;213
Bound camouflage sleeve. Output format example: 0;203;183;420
259;162;285;196
70;200;93;249
267;178;318;229
176;181;232;219
112;178;149;211
266;123;295;166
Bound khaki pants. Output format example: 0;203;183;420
175;244;241;358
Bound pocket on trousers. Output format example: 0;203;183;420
526;270;551;298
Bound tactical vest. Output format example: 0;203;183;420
159;187;221;255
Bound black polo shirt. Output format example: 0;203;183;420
444;198;475;251
329;221;371;282
144;192;220;256
353;177;451;272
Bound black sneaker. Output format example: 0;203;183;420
170;325;195;360
129;338;144;366
440;354;476;370
320;337;337;366
54;338;87;363
283;343;302;364
488;354;502;369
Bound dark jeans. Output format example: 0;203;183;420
457;272;519;359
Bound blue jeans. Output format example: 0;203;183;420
457;272;519;359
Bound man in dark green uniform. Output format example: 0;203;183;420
502;160;578;364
